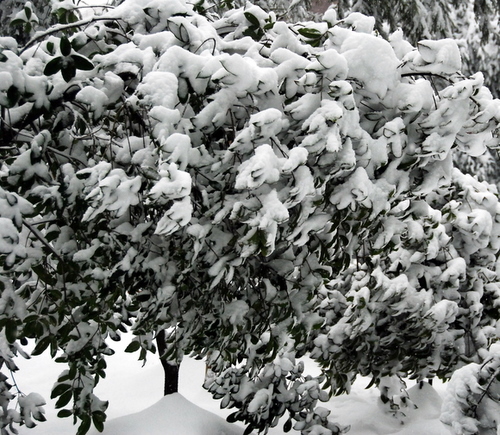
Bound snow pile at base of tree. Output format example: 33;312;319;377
88;379;454;435
92;394;242;435
15;349;454;435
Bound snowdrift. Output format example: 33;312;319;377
89;393;242;435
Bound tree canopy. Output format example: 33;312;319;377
1;1;500;434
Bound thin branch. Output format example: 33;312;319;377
73;5;115;9
400;72;452;83
22;218;64;262
473;360;500;413
47;146;87;167
20;16;121;54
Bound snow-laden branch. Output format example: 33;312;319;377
20;15;121;54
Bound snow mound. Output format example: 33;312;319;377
327;381;453;435
88;393;242;435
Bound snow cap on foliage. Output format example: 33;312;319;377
332;28;400;98
401;38;462;75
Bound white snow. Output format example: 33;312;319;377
281;147;308;173
154;196;193;235
235;145;281;190
137;71;179;108
343;12;375;34
75;86;109;119
13;338;456;435
92;394;242;435
401;39;462;75
149;163;192;202
82;169;142;221
332;29;400;98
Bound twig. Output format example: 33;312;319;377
401;72;452;83
473;360;500;413
47;146;87;167
22;218;64;262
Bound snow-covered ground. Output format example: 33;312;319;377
13;337;456;435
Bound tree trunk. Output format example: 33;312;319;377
156;329;179;395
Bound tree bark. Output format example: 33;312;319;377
156;329;179;395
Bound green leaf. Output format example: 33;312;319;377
92;411;106;432
298;27;322;38
24;6;32;21
226;412;239;423
6;86;20;108
10;19;26;27
124;341;141;353
71;38;83;51
35;413;46;423
55;389;73;409
51;383;71;399
50;337;58;358
44;57;63;76
60;37;72;56
5;320;18;343
68;363;77;380
71;54;94;71
23;319;44;338
45;231;60;243
67;11;79;24
32;264;57;286
31;337;51;356
264;21;274;31
77;416;91;435
46;41;55;55
397;157;418;171
243;28;263;41
135;292;151;302
61;62;77;82
244;12;260;27
57;409;73;418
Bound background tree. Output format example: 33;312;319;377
1;1;500;435
0;0;56;44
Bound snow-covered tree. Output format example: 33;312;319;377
342;0;500;186
208;0;500;98
1;1;500;434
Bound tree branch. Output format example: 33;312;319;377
20;16;121;54
22;218;64;262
